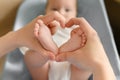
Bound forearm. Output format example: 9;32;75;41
93;60;116;80
0;31;18;57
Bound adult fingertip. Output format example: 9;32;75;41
56;54;66;62
56;56;62;62
65;21;72;28
59;21;65;28
65;23;69;27
62;23;65;28
49;52;55;61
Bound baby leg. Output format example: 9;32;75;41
34;20;58;54
59;27;91;80
24;50;49;80
24;20;58;80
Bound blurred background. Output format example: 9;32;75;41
0;0;120;76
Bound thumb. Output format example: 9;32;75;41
48;21;59;35
56;51;73;62
28;39;55;60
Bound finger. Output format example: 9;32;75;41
48;52;56;60
34;23;40;38
39;12;66;28
48;21;59;35
37;19;45;26
56;51;74;62
48;21;60;28
65;18;96;35
28;38;55;60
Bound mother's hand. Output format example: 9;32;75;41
15;11;66;60
56;18;115;80
56;18;111;71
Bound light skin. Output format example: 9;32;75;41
56;18;116;80
45;0;77;35
24;17;116;80
24;19;88;80
24;0;91;80
34;20;58;55
0;11;65;59
45;0;77;21
0;16;115;80
24;12;67;80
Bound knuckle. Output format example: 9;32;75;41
91;30;98;38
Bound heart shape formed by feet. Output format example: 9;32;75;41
34;19;87;58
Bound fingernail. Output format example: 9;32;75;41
61;24;65;28
49;54;55;60
56;57;62;62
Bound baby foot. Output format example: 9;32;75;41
34;20;58;54
59;27;86;52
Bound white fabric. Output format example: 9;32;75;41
49;61;71;80
48;26;73;80
52;26;73;47
20;47;29;55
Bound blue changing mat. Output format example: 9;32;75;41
2;0;120;80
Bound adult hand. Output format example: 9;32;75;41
56;18;112;72
40;11;65;35
14;11;66;60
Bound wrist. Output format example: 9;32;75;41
0;31;19;55
92;59;115;80
8;31;19;48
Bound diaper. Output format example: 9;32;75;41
49;61;71;80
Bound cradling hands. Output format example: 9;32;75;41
22;11;68;66
56;18;110;71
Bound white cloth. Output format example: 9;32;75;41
20;26;76;80
48;26;73;80
49;61;71;80
52;26;72;47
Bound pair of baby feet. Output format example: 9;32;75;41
34;19;87;58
